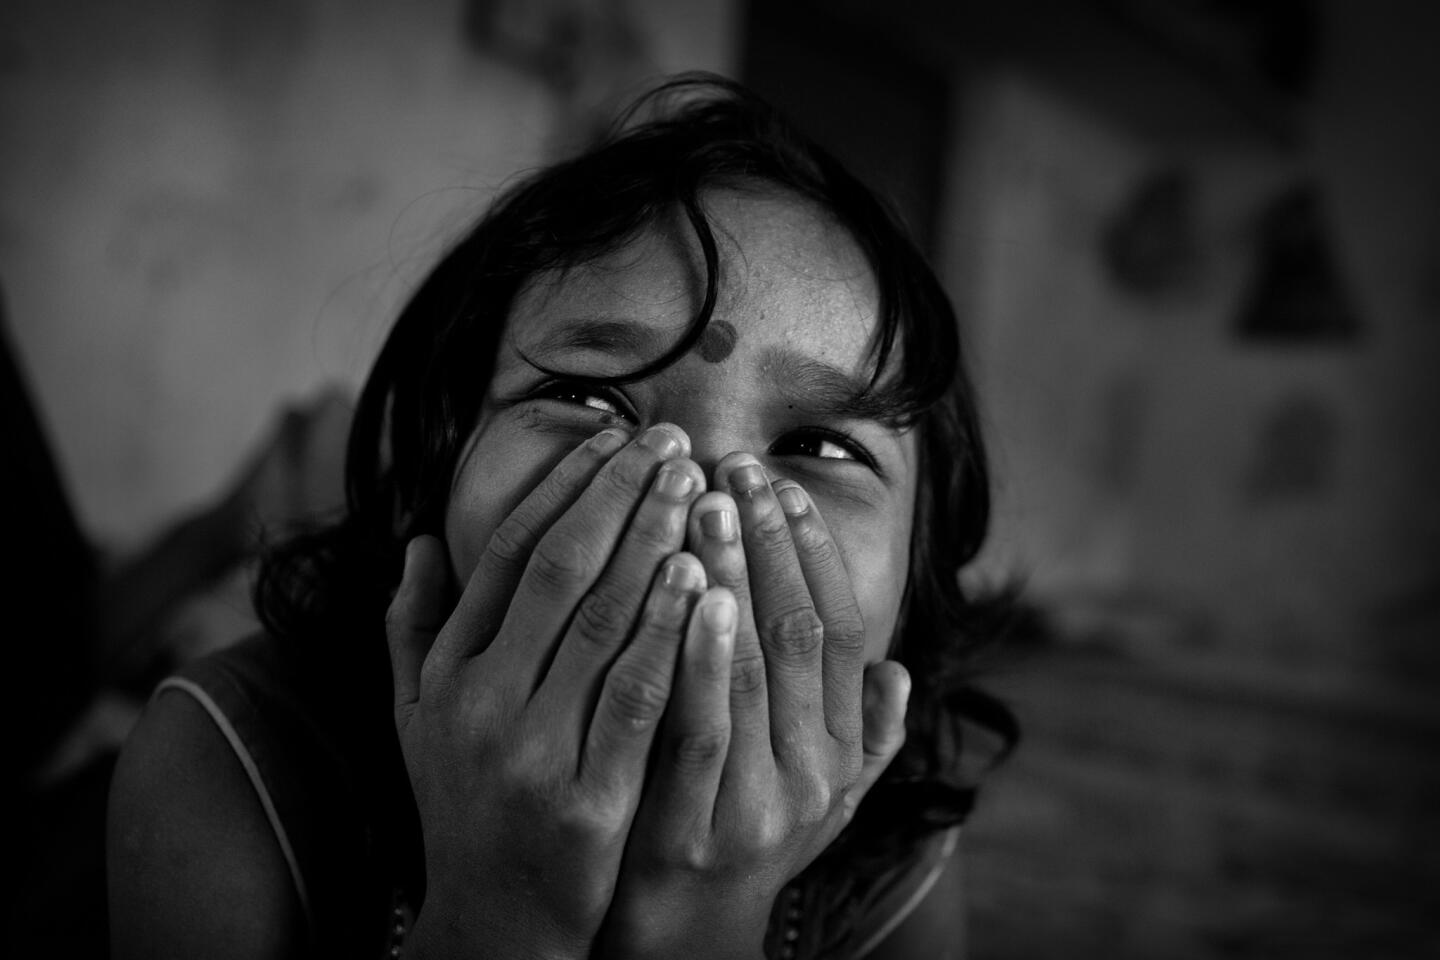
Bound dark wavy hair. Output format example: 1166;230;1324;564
256;73;1015;954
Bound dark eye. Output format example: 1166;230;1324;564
533;380;637;424
771;428;876;468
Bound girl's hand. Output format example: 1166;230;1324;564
385;424;709;959
596;453;911;960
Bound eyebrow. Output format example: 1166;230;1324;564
519;317;894;423
757;346;891;423
522;317;666;361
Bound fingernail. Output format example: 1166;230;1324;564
729;462;766;496
654;463;695;499
700;594;735;632
698;505;736;541
640;424;685;458
663;556;702;592
588;428;629;455
775;483;808;517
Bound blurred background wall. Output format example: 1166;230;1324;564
0;0;736;550
3;0;1436;957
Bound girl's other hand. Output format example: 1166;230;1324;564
385;424;708;959
597;454;910;960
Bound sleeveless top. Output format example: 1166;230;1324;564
161;635;959;959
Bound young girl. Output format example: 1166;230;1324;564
107;74;1010;959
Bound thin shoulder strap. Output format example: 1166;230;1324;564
156;675;315;928
161;637;392;958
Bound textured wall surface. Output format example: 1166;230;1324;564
936;3;1440;956
0;0;735;548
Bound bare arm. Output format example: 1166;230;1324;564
107;688;307;960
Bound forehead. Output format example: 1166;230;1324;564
506;189;881;374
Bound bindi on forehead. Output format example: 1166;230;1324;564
695;319;738;363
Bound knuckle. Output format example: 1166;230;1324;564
628;512;683;553
692;645;732;686
554;792;626;841
730;650;767;697
824;615;866;655
787;514;827;551
572;589;631;647
528;529;600;592
672;835;715;872
637;595;688;639
797;776;833;823
604;663;671;728
748;508;792;548
828;709;863;752
751;806;788;852
416;655;450;700
704;546;747;589
526;470;573;519
601;449;659;497
496;739;550;793
486;512;540;567
545;452;589;490
669;727;729;772
763;608;825;660
464;694;506;739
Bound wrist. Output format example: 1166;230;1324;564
598;887;770;960
407;900;588;960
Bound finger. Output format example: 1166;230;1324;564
641;586;735;839
843;661;910;824
385;535;452;726
579;553;706;798
771;480;866;749
483;423;690;690
430;425;633;670
537;455;705;717
686;492;771;781
715;453;822;763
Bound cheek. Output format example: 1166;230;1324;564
828;504;914;664
443;419;559;585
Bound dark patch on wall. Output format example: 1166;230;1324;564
1243;393;1338;502
1108;0;1319;100
740;0;948;256
1104;169;1198;297
1370;581;1440;685
461;0;650;146
1235;184;1360;342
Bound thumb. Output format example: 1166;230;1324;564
385;535;451;728
843;660;910;823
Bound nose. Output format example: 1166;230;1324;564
685;438;732;486
654;401;753;487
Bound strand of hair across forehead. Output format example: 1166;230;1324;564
579;74;949;424
512;164;722;388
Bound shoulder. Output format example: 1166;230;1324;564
107;674;307;960
108;636;398;958
854;827;965;960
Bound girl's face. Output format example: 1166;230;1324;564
444;189;918;662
